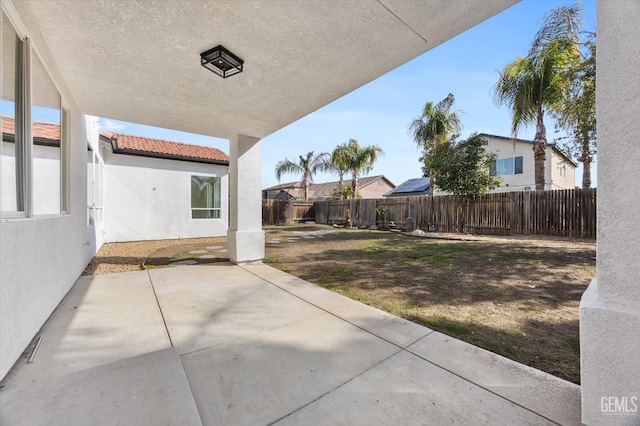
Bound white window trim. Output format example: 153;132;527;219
1;4;69;219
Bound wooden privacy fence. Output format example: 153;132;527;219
311;188;596;239
262;200;315;225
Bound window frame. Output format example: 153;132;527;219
190;175;222;220
1;7;69;219
1;14;30;218
492;156;524;177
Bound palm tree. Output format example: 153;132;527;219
493;5;582;191
274;151;332;201
408;93;462;195
554;36;595;189
330;144;351;199
339;139;383;199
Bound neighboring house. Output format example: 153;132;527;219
385;177;431;197
99;131;229;242
263;175;395;200
262;181;304;200
479;133;577;192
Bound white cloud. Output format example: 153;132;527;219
101;118;126;131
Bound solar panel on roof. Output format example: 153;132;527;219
391;178;430;194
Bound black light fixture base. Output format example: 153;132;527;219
200;45;244;78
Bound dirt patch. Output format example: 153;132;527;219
264;224;596;384
83;237;227;275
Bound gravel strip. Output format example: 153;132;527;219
83;237;227;275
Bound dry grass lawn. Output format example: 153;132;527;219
264;224;596;384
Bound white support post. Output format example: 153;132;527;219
227;134;265;263
580;2;640;424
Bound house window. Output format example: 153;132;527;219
1;13;25;215
1;11;67;217
492;156;524;176
32;48;63;215
558;164;567;178
191;175;221;219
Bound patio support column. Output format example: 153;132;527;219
580;1;640;424
227;134;265;263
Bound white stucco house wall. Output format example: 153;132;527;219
99;131;229;242
1;1;639;424
3;115;229;245
479;133;577;192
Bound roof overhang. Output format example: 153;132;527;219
9;0;518;140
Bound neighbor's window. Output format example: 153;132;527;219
491;156;523;176
191;175;221;219
559;164;568;178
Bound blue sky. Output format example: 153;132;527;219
100;0;597;189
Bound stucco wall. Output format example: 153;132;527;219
549;150;575;190
0;5;99;380
0;111;93;380
360;180;395;199
102;149;228;242
580;1;640;424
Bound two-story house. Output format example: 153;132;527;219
479;133;577;192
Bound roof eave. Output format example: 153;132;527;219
112;148;229;166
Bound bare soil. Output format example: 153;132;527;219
83;225;595;384
82;237;227;275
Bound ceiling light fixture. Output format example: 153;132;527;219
200;45;244;78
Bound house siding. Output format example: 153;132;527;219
0;111;91;380
481;135;576;192
102;148;228;242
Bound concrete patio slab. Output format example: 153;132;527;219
329;301;433;348
0;262;582;425
0;348;201;426
180;313;400;426
407;331;582;425
0;271;170;388
274;350;554;425
241;263;355;312
149;265;326;355
243;263;432;347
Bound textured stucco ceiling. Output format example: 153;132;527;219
10;0;517;140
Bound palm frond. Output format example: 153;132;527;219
274;159;303;182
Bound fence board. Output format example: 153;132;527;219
262;189;596;238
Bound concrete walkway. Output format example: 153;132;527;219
0;263;581;425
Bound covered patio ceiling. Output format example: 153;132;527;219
12;0;517;140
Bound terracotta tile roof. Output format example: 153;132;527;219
3;115;229;164
104;131;229;165
2;115;61;145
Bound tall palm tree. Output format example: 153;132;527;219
493;5;582;191
339;139;383;199
330;144;351;197
274;151;332;201
408;93;462;195
554;36;595;189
